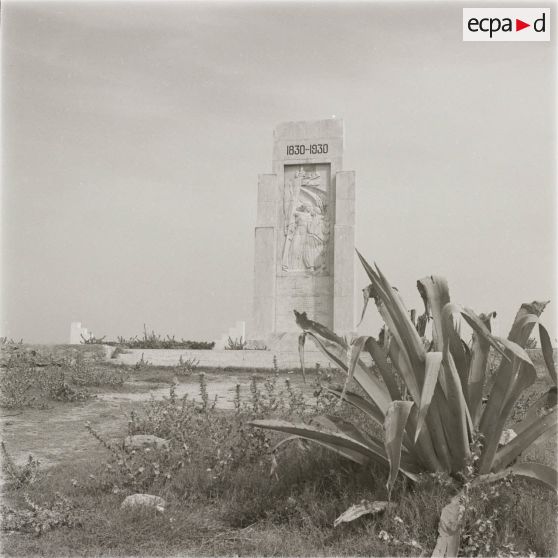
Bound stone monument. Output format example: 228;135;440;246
252;118;355;349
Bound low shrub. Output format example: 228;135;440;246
175;356;199;376
1;442;42;489
86;380;273;495
133;353;151;370
225;336;247;350
1;493;81;536
0;352;128;409
86;372;342;499
67;353;129;387
0;352;38;408
107;326;215;350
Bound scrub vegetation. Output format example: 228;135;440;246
1;255;556;557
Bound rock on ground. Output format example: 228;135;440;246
120;494;166;512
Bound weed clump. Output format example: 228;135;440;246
1;493;80;536
1;442;41;489
0;351;128;409
108;325;215;350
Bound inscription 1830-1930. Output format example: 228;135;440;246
286;144;328;156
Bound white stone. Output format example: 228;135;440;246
70;322;91;344
120;494;166;512
499;429;517;446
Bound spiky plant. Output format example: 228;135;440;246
250;251;557;556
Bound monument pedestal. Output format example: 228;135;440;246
251;119;356;351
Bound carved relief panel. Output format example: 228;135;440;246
280;164;331;275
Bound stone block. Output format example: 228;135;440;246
335;171;356;200
257;174;278;227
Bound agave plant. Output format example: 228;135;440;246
250;251;557;556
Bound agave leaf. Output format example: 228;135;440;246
405;403;446;473
470;462;558;493
512;387;557;436
364;337;402;400
509;462;558;492
493;337;533;366
440;303;462;360
294;310;347;348
298;333;306;383
478;363;537;474
333;500;390;528
511;310;544;334
304;328;392;415
271;435;305;454
312;414;426;471
449;332;471;400
539;323;557;385
326;387;385;427
312;415;377;447
416;276;450;352
311;416;381;465
479;303;548;442
387;337;421;405
272;433;370;467
479;338;536;472
344;336;369;401
376;298;419;396
249;419;419;477
491;408;557;472
424;390;453;471
415;352;443;443
528;423;558;450
439;357;472;472
317;442;372;465
439;310;474;470
358;284;373;326
468;313;495;427
327;387;415;454
384;400;414;498
357;252;426;385
304;331;347;371
374;263;427;374
374;357;445;472
431;491;465;557
459;307;509;362
507;301;549;345
355;250;389;301
461;339;472;364
250;418;387;462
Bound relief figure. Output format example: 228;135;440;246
282;167;329;273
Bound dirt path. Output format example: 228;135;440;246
1;372;314;468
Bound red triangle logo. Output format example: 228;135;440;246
516;19;530;31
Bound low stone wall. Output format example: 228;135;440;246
112;347;338;369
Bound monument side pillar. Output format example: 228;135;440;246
252;174;278;339
333;171;355;336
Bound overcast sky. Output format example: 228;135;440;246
2;1;556;344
